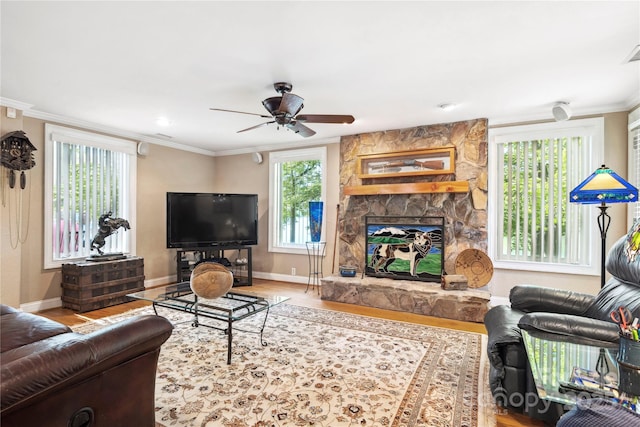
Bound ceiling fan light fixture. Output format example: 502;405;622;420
438;103;456;111
211;82;354;138
262;97;282;115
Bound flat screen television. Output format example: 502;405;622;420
166;192;258;248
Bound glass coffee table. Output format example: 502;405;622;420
128;282;289;364
521;329;623;407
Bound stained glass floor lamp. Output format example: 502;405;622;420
570;165;638;288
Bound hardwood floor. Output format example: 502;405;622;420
38;278;542;427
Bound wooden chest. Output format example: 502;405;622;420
61;257;145;312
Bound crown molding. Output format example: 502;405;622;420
0;98;218;157
212;136;341;157
0;97;34;111
0;98;339;157
489;102;633;127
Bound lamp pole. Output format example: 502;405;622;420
596;202;611;288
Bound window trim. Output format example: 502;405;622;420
488;118;604;275
629;106;640;227
268;146;327;255
43;124;137;269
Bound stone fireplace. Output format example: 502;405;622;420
339;118;488;273
320;119;491;322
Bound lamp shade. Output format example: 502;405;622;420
570;165;638;204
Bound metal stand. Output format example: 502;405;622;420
596;203;610;289
305;241;326;294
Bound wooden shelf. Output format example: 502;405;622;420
343;181;469;196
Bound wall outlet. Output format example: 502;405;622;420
291;267;296;276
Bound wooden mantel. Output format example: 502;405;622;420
343;181;469;196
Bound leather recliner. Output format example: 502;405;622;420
484;233;640;422
0;304;173;427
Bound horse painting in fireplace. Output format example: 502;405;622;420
365;216;444;283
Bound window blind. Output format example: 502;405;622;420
499;136;589;264
632;127;639;221
44;124;136;268
52;141;130;260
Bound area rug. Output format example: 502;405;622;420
73;304;496;427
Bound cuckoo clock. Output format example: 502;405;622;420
1;130;36;189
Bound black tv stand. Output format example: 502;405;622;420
203;257;232;267
175;245;252;286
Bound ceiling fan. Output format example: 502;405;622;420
210;82;355;137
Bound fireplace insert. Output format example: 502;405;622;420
365;216;444;283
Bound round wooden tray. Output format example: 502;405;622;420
455;249;493;288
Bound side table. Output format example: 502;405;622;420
305;241;326;294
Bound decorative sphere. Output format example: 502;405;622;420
189;262;233;299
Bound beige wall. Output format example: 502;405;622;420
1;115;67;307
1;107;26;307
0;113;216;309
136;144;217;283
212;143;341;281
0;109;632;309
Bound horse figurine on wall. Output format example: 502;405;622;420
90;211;130;256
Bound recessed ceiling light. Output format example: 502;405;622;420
156;117;172;126
438;103;456;111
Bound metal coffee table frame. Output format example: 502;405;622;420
128;282;283;364
522;329;622;405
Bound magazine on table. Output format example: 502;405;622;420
559;367;619;398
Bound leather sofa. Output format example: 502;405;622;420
484;233;640;422
0;304;173;427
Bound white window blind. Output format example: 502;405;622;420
489;118;603;275
44;125;137;268
630;118;640;224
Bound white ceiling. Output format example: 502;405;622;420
1;1;639;156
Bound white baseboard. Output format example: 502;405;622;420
19;275;176;313
20;274;503;315
252;271;312;285
145;275;176;288
21;297;62;313
19;272;317;313
489;295;510;307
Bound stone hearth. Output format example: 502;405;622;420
321;275;490;323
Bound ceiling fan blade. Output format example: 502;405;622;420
295;114;355;124
210;108;271;119
288;121;316;137
279;93;304;116
237;121;275;133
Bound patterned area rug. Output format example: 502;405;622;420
73;304;496;427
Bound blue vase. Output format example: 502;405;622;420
309;201;323;242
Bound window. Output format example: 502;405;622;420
629;107;640;226
269;147;326;254
488;118;604;275
44;124;137;268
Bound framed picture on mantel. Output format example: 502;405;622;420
357;147;455;179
